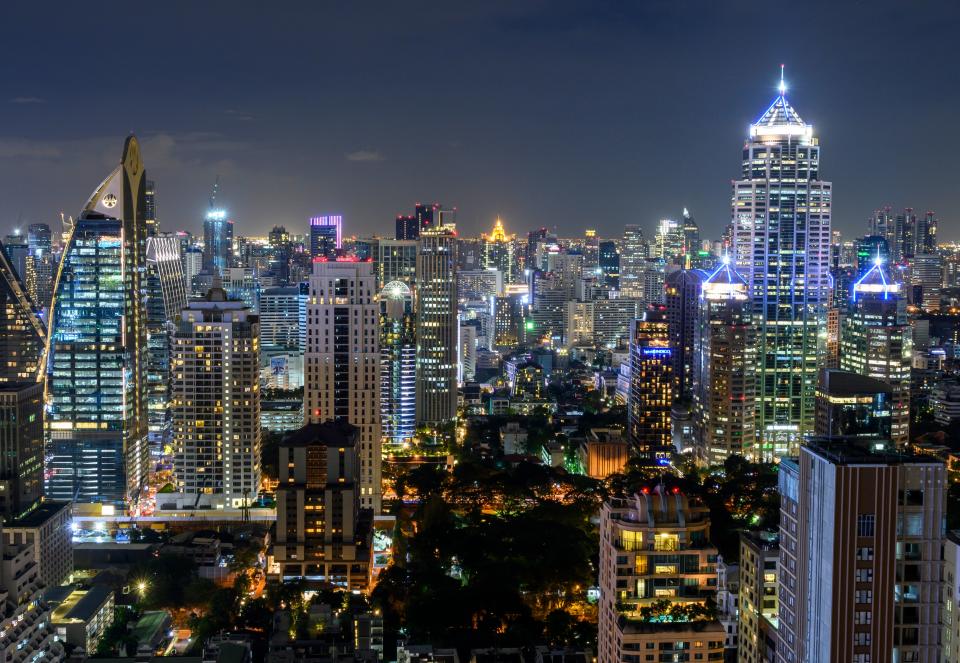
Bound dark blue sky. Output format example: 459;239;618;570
0;1;957;240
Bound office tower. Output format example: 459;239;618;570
268;225;291;284
693;258;756;464
777;439;945;663
480;217;515;285
855;235;889;276
493;295;521;349
416;224;458;428
183;246;203;288
46;136;149;506
305;259;381;511
169;289;261;508
525;227;550;271
2;232;28;282
24;223;53;315
0;382;43;519
376;239;418;290
598;489;723;663
415;202;441;233
627;306;673;461
260;285;306;350
681;208;701;264
655;218;684;265
732;72;831;459
582;229;599;274
202;208;234;277
145;234;187;447
456;269;501;302
840;257;911;446
598;240;620;289
379;281;416;453
910;252;943;312
395;214;418;240
222;266;260;312
642;258;666;306
620;224;648;297
459;322;478;382
565;299;642;348
869;206;894;246
310;215;343;260
814;369;892;439
738;531;779;663
272;421;371;589
528;271;568;343
893;208;917;262
915;210;937;255
664;269;705;401
0;240;45;383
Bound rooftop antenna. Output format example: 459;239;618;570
779;64;787;96
209;175;220;209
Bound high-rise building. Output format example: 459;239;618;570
620;224;648;297
910;252;943;312
379;281;416;454
2;232;28;283
693;258;756;464
24;223;53;315
681;208;701;265
395;214;418;240
310;215;343;260
628;306;673;462
260;285;307;350
416;224;458;428
732;71;832;459
664;269;705;401
304;259;381;511
565;299;642;348
598;489;723;663
855;235;889;277
0;239;46;383
814;369;892;439
271;421;371;589
737;531;779;663
655;218;684;265
202;208;234;277
582;229;599;274
376;239;418;289
169;289;261;509
840;257;911;446
46;136;149;506
777;439;945;663
480;217;515;286
0;382;43;519
598;240;620;289
915;210;937;255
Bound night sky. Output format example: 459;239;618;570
0;1;957;241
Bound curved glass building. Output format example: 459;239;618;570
45;136;149;507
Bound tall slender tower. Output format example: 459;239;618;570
840;256;912;446
628;305;673;461
692;258;756;465
416;223;458;429
46;136;149;506
732;68;832;459
304;258;381;511
379;282;416;454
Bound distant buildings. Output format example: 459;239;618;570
202;207;234;277
481;218;514;286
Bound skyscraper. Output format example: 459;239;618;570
681;208;701;266
664;269;705;401
416;223;458;429
305;259;381;511
379;281;416;453
655;218;684;265
310;215;343;260
0;239;46;383
375;239;418;290
202;208;234;277
840;257;912;446
0;382;43;519
620;224;648;297
46;136;149;506
693;258;756;464
169;289;261;509
480;217;514;286
732;70;832;459
598;240;620;289
395;214;418;241
628;306;673;461
24;222;53;316
814;369;892;439
778;439;945;663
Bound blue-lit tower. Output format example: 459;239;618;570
379;281;416;452
202;208;233;277
46;136;150;507
732;68;832;459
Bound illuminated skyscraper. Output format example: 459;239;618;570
664;269;705;401
732;70;831;459
840;256;911;446
379;282;416;453
0;239;46;383
25;223;53;316
169;289;261;509
481;217;515;286
46;136;149;506
681;208;700;266
655;218;683;265
628;305;673;461
305;259;381;511
692;259;756;464
202;208;233;277
620;224;648;297
416;223;458;428
310;215;343;260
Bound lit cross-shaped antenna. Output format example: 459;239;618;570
779;64;787;96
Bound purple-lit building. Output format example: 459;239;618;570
310;215;342;260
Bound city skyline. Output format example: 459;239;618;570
0;2;957;240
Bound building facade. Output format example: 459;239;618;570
379;282;416;454
627;307;674;461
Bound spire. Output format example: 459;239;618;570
779;63;786;96
750;65;812;141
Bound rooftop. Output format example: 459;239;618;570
803;437;944;467
49;585;113;623
280;420;358;448
7;501;70;529
818;369;892;397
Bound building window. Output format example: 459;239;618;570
857;514;875;537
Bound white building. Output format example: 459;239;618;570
305;259;382;511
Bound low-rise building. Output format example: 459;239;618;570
47;584;115;653
3;501;72;589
